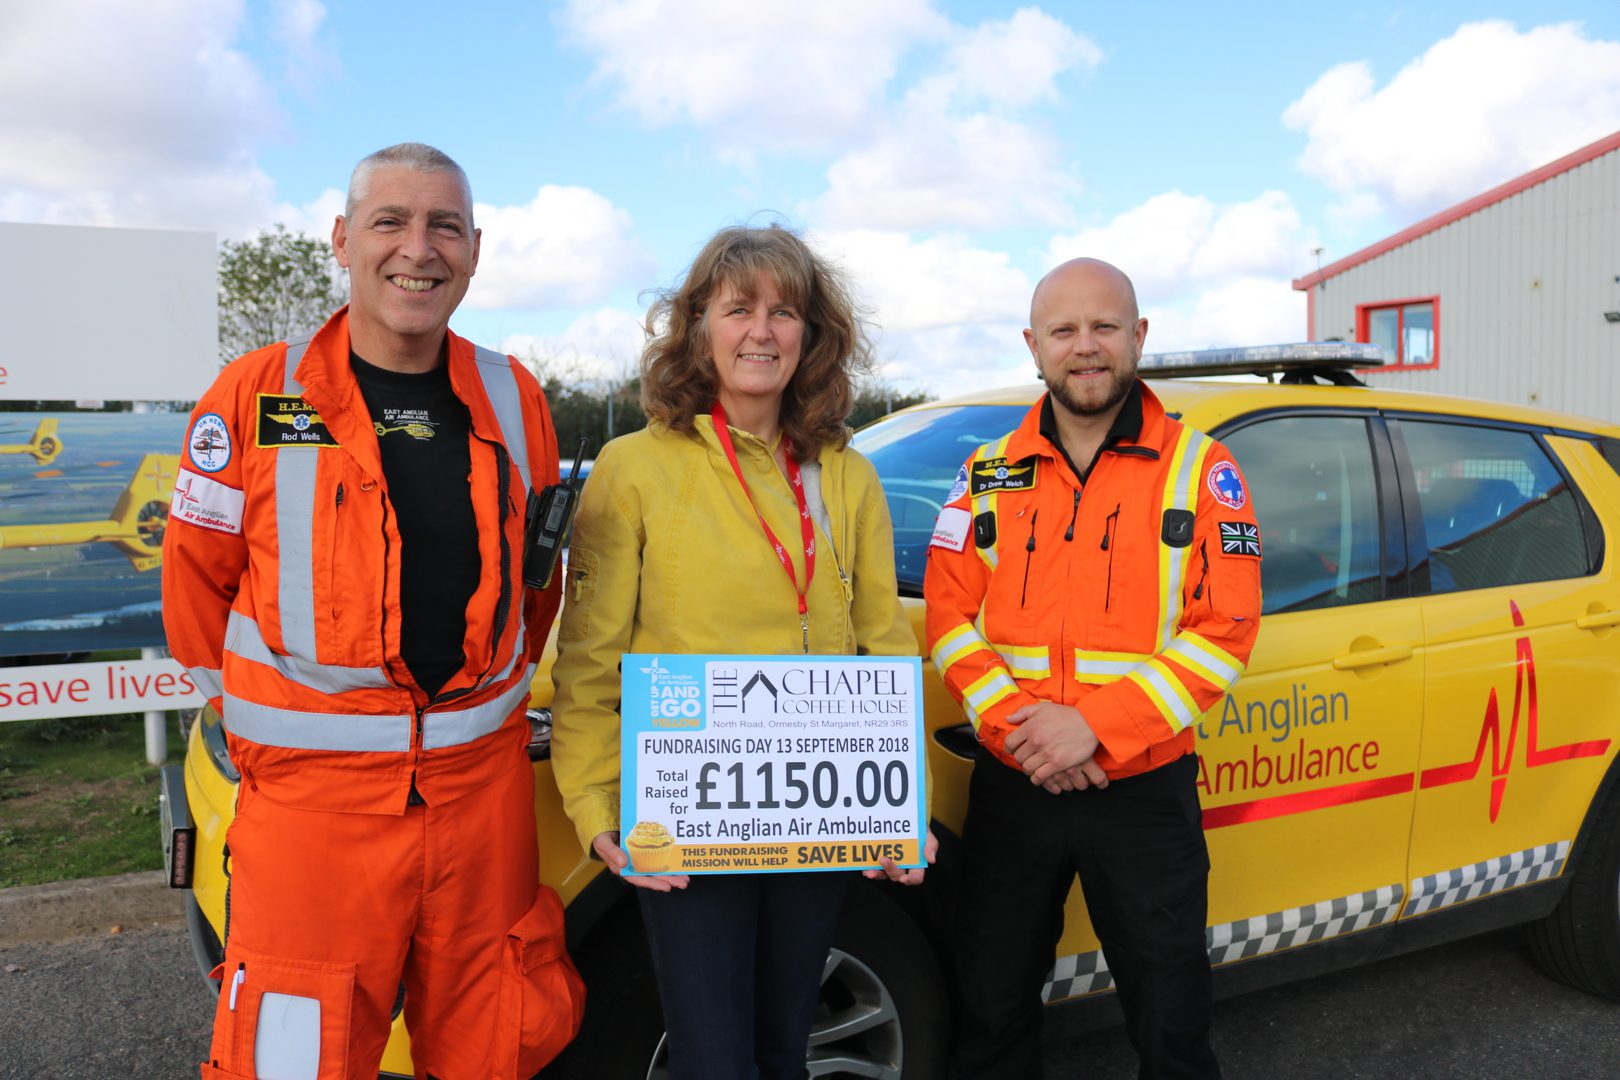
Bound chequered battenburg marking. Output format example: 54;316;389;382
1404;842;1569;918
1040;884;1404;1003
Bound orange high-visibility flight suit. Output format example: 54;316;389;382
163;307;581;1079
925;381;1262;1078
925;381;1261;777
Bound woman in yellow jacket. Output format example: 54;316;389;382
551;224;933;1080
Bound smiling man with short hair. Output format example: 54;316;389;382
164;143;582;1079
926;258;1262;1080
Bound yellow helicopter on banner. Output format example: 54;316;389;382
0;453;179;572
0;418;64;466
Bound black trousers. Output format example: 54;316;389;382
638;870;852;1080
951;752;1219;1080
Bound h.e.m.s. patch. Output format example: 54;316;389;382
1219;521;1261;557
969;455;1038;496
256;394;339;448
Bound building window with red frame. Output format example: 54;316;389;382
1357;297;1438;369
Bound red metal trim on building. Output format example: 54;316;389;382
1305;286;1315;340
1293;129;1620;291
1356;295;1440;371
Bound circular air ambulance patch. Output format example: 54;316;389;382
188;413;232;473
946;464;969;504
1206;459;1246;510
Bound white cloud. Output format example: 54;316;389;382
558;0;947;154
469;186;654;311
271;0;339;84
0;0;288;232
501;307;647;383
913;6;1102;111
813;229;1031;333
1042;190;1313;353
1284;20;1620;214
815;110;1080;230
1145;278;1307;354
813;8;1096;230
1047;190;1310;305
872;321;1036;397
272;187;347;240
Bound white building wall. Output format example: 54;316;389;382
1309;147;1619;423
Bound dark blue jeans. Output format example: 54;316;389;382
638;871;853;1080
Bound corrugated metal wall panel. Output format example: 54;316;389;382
1305;145;1620;422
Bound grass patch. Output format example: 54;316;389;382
0;713;167;888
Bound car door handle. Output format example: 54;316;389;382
1575;609;1620;630
1332;644;1415;670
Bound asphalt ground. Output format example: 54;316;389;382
1;874;1618;1078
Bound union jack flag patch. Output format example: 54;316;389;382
1219;521;1261;557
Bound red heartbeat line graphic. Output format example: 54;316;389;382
1418;601;1609;822
1203;600;1610;830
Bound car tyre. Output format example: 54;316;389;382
1526;782;1620;1000
542;882;948;1080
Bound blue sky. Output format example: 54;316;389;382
4;1;1618;394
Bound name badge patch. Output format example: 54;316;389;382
171;469;245;535
969;455;1038;496
256;394;339;448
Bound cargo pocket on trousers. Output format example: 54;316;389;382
201;944;356;1079
495;885;587;1077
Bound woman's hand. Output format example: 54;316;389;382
592;831;690;891
863;829;938;886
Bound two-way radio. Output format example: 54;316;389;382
523;437;592;590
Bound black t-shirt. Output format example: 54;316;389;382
351;351;480;699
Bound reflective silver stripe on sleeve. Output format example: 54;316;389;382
474;346;531;494
422;665;536;750
222;694;410;752
225;610;392;694
276;337;319;661
1159;429;1208;651
188;666;223;699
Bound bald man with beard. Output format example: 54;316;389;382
925;259;1262;1079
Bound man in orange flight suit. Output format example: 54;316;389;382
163;143;581;1079
925;259;1262;1079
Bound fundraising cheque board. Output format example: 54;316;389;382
619;654;927;875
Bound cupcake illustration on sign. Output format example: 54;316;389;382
626;820;677;872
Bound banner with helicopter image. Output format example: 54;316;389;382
0;412;186;658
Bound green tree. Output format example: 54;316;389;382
848;380;933;430
217;224;348;366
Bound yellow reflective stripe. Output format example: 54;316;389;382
1163;631;1245;691
932;621;991;674
1072;648;1153;684
1157;428;1212;650
989;641;1051;679
1124;658;1200;732
971;434;1013;570
962;669;1018;730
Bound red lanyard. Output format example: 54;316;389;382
710;402;816;653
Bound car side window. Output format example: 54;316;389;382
1395;420;1589;594
1223;416;1383;615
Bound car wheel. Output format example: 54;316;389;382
543;883;948;1080
1526;782;1620;1000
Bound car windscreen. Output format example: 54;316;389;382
853;404;1028;595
